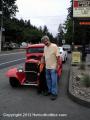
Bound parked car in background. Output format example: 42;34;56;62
85;45;90;54
74;45;90;54
20;42;28;49
74;45;82;52
62;44;71;53
2;42;19;50
10;43;20;49
3;42;13;50
6;44;62;87
58;46;67;62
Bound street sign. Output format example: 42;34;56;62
62;40;65;44
73;0;90;18
79;21;90;25
72;51;81;64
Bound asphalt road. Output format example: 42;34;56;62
0;50;26;69
0;51;90;120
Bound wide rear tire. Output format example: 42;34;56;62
9;77;20;87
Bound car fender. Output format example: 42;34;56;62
6;68;25;83
57;65;62;78
57;57;62;77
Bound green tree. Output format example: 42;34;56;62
64;0;73;44
1;0;18;18
43;25;49;35
57;24;64;45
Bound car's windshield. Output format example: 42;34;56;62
63;45;70;48
27;47;44;53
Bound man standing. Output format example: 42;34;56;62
41;36;60;100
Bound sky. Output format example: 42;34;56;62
16;0;71;37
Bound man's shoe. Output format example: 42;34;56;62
50;94;57;100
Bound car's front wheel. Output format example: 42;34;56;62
9;77;20;87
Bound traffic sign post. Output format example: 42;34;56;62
62;39;65;44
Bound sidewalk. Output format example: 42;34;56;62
68;54;90;108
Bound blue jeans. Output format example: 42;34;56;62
46;69;58;95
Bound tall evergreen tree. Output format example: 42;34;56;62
43;25;48;35
64;0;73;44
0;0;18;18
57;24;64;46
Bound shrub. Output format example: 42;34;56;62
81;74;90;87
79;63;85;70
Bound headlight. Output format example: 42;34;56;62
17;66;23;72
18;69;23;72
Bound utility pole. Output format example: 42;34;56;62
0;0;3;52
72;19;75;51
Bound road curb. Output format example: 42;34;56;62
67;66;90;108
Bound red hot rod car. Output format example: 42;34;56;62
6;43;62;87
